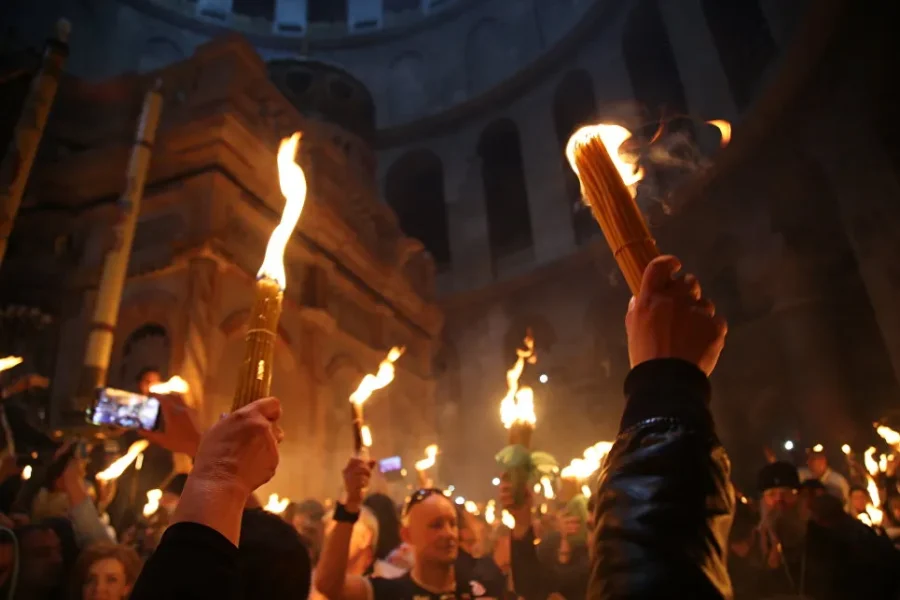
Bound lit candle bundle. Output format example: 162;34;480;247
232;133;307;411
415;444;439;487
0;356;23;373
348;347;405;457
859;447;885;527
96;439;149;482
264;493;290;514
499;331;538;447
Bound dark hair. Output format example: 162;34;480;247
239;509;311;600
69;542;141;599
363;493;402;561
135;367;160;384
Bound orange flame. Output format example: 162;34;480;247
500;333;538;429
707;120;732;147
143;489;162;517
149;375;189;395
264;493;290;514
876;424;900;450
0;356;23;373
360;425;373;448
415;444;439;471
485;499;496;524
565;124;644;198
96;440;149;481
561;441;614;480
259;133;308;290
349;347;405;407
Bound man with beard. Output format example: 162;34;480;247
756;461;900;599
315;458;504;599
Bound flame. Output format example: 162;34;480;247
21;465;32;480
96;440;150;481
499;333;538;429
812;443;824;453
135;452;144;471
360;425;373;448
349;347;405;407
842;444;851;455
540;476;554;500
415;444;439;471
707;120;732;147
464;500;478;515
485;500;496;525
880;454;889;473
0;356;23;373
561;441;614;480
149;375;189;395
143;489;162;518
581;484;592;498
264;493;290;514
876;425;900;450
864;447;879;477
258;132;308;290
501;509;516;529
565;124;645;197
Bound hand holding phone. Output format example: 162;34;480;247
89;387;161;431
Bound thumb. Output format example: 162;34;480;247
249;396;282;422
637;255;681;304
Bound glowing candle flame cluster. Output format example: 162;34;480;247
143;489;162;517
96;440;149;481
264;493;290;514
561;441;614;480
499;333;537;429
149;375;189;395
565;125;644;197
859;446;885;527
415;444;439;472
0;356;23;373
259;133;307;290
360;426;373;449
350;347;405;407
707;120;732;147
485;499;496;525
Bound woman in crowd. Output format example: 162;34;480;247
69;542;141;600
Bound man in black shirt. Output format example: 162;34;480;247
315;459;503;599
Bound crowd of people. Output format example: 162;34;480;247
1;256;899;599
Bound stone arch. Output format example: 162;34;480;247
553;69;598;245
477;119;534;262
622;0;689;127
465;19;514;95
117;323;170;389
384;149;451;269
308;0;348;23
110;288;180;386
387;52;428;123
136;36;185;74
701;0;777;109
535;0;575;45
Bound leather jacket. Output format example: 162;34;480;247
588;359;734;599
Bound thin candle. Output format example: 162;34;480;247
348;347;405;456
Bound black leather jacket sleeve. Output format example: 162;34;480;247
588;359;734;600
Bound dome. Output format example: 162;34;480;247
267;58;375;142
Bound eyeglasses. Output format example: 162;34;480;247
403;488;444;518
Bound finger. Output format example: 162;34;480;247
250;397;282;421
272;424;285;444
714;314;728;337
681;274;702;301
638;255;682;305
694;298;715;317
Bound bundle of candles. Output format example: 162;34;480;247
349;346;405;457
561;440;614;498
415;444;439;487
499;331;538;447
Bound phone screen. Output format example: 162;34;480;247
379;456;404;481
89;387;161;431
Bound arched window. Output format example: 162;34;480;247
308;0;348;22
701;0;777;110
552;70;598;245
385;150;451;269
623;0;689;129
478;119;534;263
137;37;184;74
119;323;170;388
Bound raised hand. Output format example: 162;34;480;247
342;456;374;511
625;255;728;376
140;392;202;457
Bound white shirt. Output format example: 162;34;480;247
798;466;850;504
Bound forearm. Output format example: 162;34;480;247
511;527;551;600
589;359;734;599
172;474;248;546
315;521;355;599
69;497;113;546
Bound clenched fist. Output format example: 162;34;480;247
342;457;375;511
626;255;728;376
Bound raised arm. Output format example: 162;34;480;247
588;256;733;600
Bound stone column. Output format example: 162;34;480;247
175;256;219;412
657;0;738;121
513;93;576;264
273;0;308;35
439;133;494;292
196;0;234;22
348;0;383;32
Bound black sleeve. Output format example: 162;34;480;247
510;528;549;600
130;522;240;600
588;359;734;600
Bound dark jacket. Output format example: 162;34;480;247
588;359;734;599
511;527;589;599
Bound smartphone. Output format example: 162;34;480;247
88;387;161;431
378;456;404;481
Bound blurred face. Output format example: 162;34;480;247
20;528;63;588
137;371;161;395
403;494;458;566
808;455;828;478
850;490;869;514
83;557;130;600
762;487;798;512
